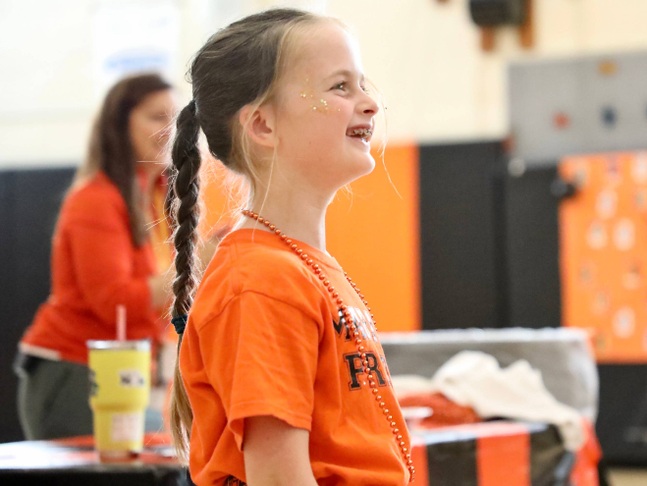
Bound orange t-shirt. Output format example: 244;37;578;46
20;172;165;364
181;229;411;485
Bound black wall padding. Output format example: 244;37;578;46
597;364;647;465
503;165;562;328
0;167;75;443
419;141;508;330
419;142;562;331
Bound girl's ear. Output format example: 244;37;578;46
238;104;277;149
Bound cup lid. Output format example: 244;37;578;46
86;339;150;351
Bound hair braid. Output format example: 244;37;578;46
171;100;201;318
169;99;201;460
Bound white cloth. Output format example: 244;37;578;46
393;350;585;451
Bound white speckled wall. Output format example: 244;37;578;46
3;0;647;167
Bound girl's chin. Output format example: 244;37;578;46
358;154;377;173
341;158;376;186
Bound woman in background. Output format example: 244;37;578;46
14;73;176;440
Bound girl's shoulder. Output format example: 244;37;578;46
210;229;315;286
194;229;331;318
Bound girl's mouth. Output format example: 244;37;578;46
347;127;372;141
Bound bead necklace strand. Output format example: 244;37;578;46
242;209;415;481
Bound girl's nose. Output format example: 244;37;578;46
360;92;379;115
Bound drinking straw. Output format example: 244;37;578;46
116;305;127;341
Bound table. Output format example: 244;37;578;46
0;432;190;486
410;420;599;486
0;423;597;485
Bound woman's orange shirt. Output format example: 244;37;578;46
20;172;165;364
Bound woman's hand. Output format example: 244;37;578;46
243;416;318;486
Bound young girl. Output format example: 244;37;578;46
169;8;414;485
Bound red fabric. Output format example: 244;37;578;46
399;392;481;428
570;419;601;486
20;172;164;365
181;229;411;486
54;431;172;449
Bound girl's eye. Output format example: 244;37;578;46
332;81;346;91
361;85;370;94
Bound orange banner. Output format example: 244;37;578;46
559;151;647;362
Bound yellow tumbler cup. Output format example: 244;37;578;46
87;339;151;461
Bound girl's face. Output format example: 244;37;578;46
270;21;379;196
129;89;176;173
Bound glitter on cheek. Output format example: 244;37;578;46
299;83;332;114
311;98;330;114
299;82;315;100
299;89;319;112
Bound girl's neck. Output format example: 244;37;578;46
240;200;328;251
240;159;339;251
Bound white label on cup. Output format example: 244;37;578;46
111;412;143;442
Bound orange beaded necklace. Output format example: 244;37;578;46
242;209;415;481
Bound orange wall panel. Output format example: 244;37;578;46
327;144;420;331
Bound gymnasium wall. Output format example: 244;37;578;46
5;0;647;167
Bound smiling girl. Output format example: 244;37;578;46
168;9;414;485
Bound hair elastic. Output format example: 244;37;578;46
172;314;188;334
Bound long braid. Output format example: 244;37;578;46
169;100;201;461
171;100;201;317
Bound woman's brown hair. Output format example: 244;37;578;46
168;8;324;461
77;73;172;245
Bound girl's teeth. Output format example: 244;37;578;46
351;128;371;138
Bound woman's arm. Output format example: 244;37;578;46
243;416;318;486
